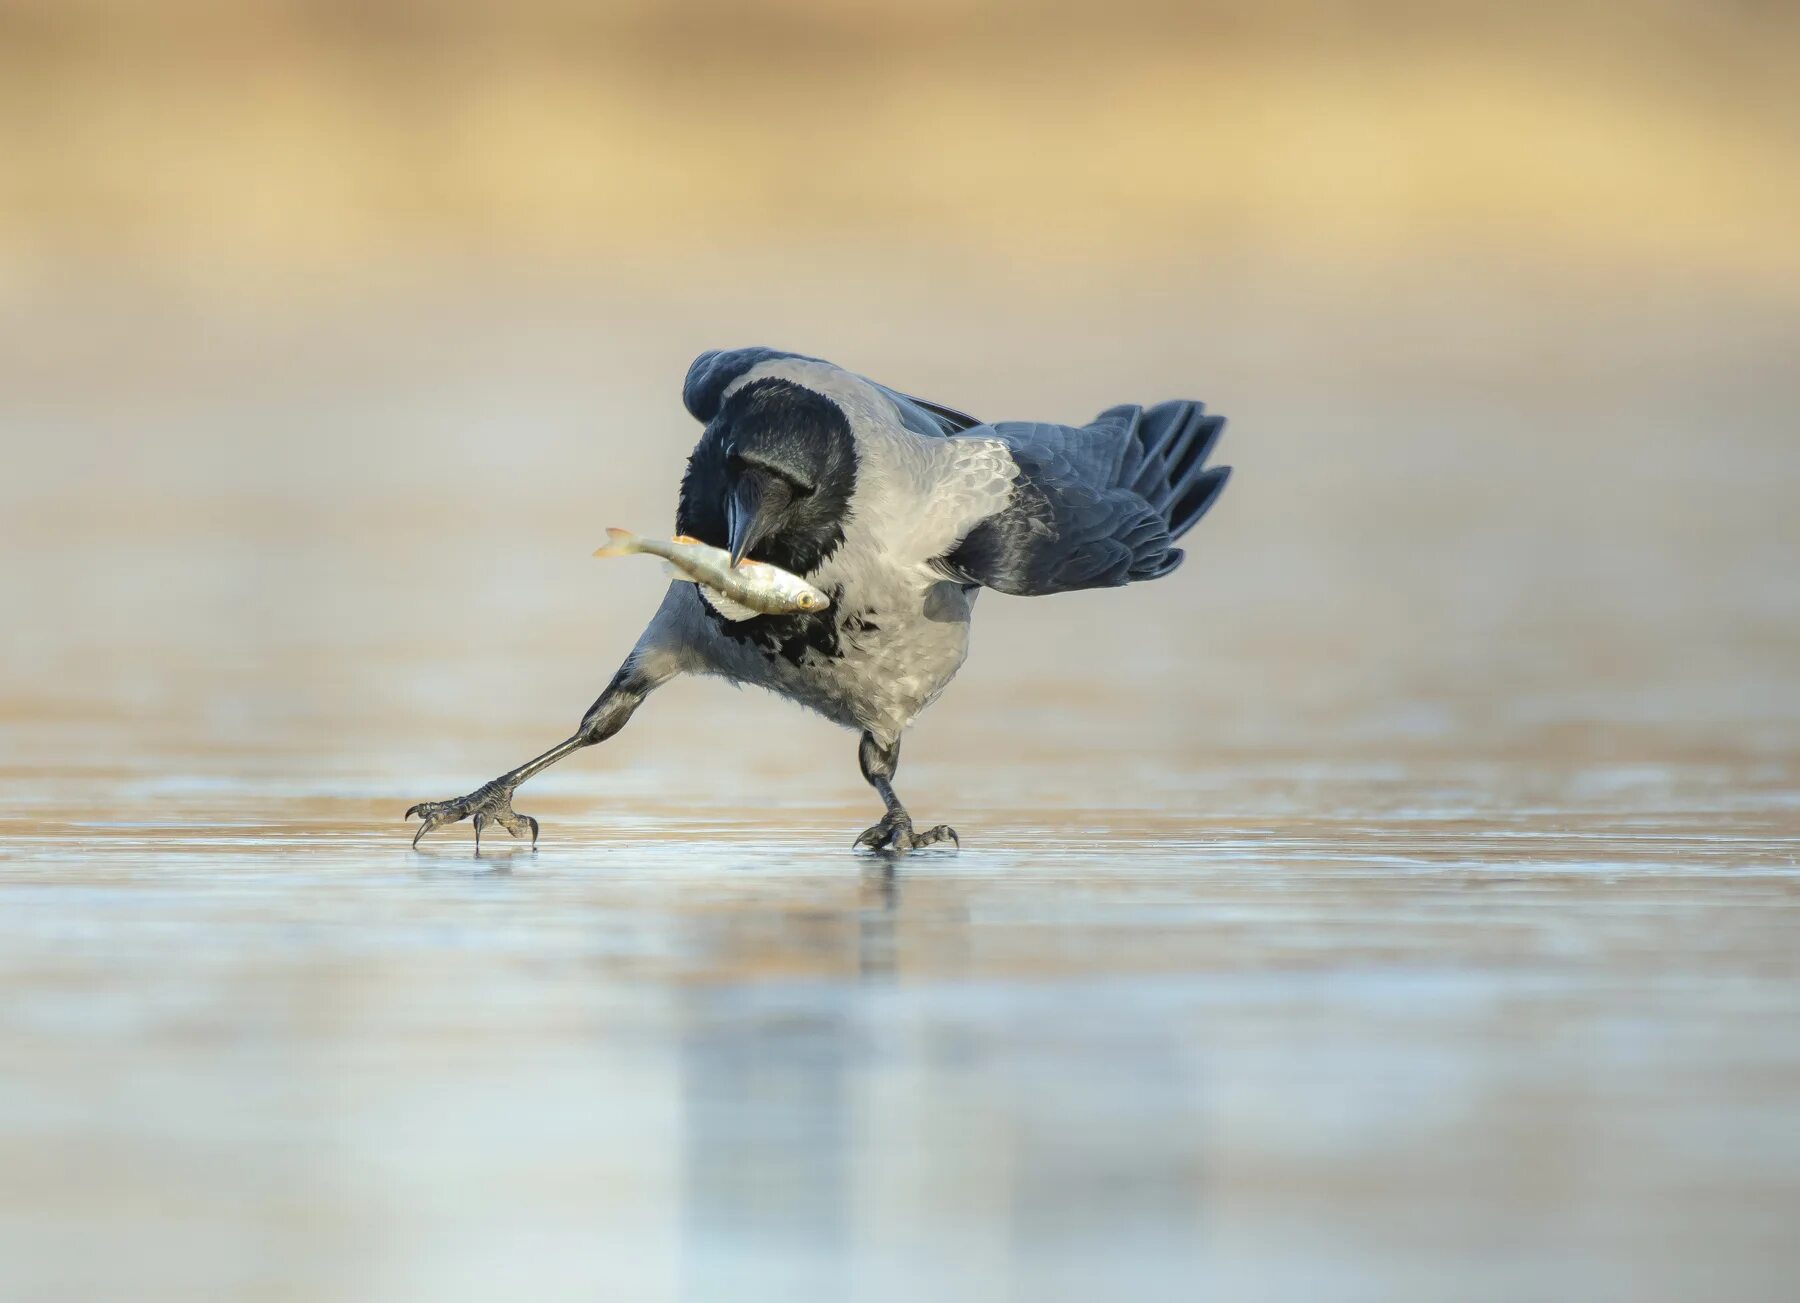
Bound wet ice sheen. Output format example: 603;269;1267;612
2;772;1798;1301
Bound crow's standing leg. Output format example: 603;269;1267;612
853;732;958;853
407;656;672;851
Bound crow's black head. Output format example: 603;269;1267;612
677;377;858;577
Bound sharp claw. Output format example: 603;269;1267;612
855;816;959;853
855;814;919;852
405;785;538;852
405;803;425;821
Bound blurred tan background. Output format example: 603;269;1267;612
0;0;1795;286
2;5;1799;1300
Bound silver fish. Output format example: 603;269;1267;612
592;528;830;620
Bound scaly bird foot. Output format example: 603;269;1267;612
853;813;959;854
406;781;539;852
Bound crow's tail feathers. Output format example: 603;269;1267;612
1104;400;1230;539
1092;399;1230;578
942;398;1230;596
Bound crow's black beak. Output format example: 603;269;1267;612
726;469;792;567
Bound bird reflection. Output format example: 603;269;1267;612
676;995;853;1299
858;860;899;982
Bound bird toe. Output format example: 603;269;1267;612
911;824;959;851
405;783;537;853
854;815;909;852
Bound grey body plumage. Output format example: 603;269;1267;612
408;348;1231;852
640;570;977;745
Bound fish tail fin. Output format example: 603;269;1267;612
591;527;638;558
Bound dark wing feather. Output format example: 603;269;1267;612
682;348;982;438
942;401;1229;596
881;390;984;437
683;348;821;423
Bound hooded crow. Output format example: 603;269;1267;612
408;347;1230;852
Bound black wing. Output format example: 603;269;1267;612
683;347;981;438
683;348;820;422
885;391;984;436
942;401;1229;596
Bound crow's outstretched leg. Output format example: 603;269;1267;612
853;732;958;853
407;656;669;851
